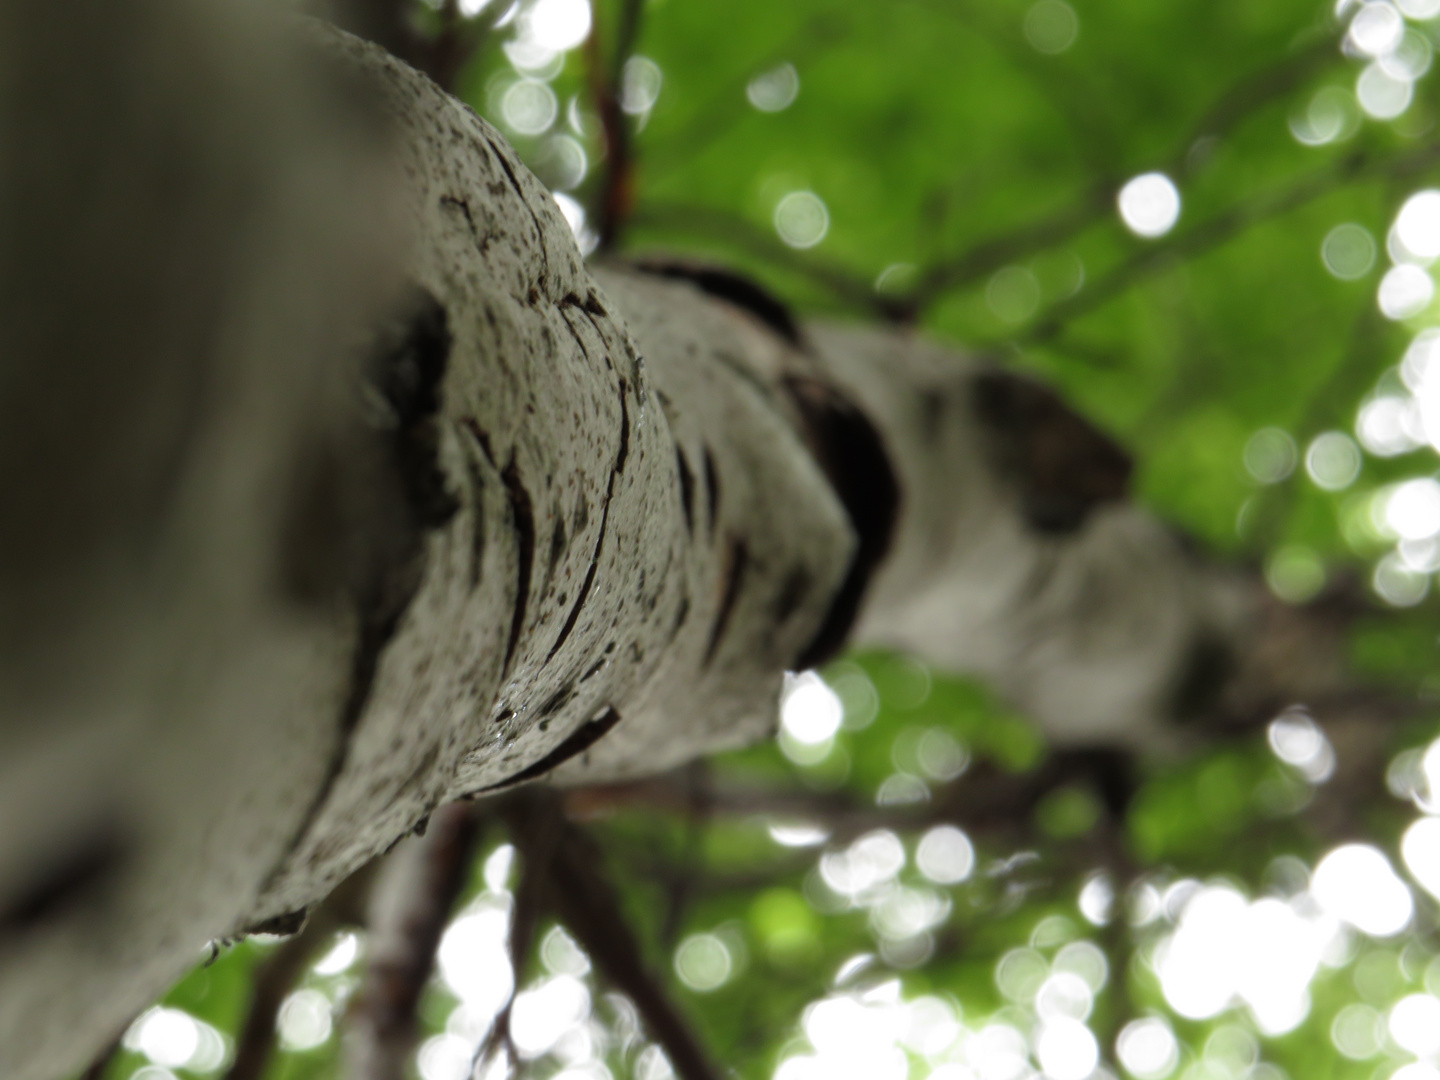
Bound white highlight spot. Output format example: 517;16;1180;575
1312;843;1413;936
621;56;662;116
1379;265;1434;319
675;934;733;992
1117;1017;1178;1080
553;192;598;256
1117;173;1180;238
1267;710;1336;783
1036;1019;1098;1080
1402;816;1440;899
542;925;591;977
768;823;830;847
1331;1002;1384;1059
438;906;515;1015
820;830;906;898
510;975;590;1058
1156;885;1338;1032
526;0;591;52
748;63;800;111
1036;972;1093;1021
916;825;975;884
1306;432;1361;491
1322;223;1377;279
1357;396;1422;456
1349;2;1404;56
1390;994;1440;1057
1375;551;1430;606
502;80;559;136
1358;62;1413;120
419;1033;478;1080
1079;874;1114;926
782;672;843;745
1397;191;1440;261
484;843;516;891
278;989;333;1051
774;192;830;249
1386;479;1440;539
129;1008;201;1069
314;932;360;975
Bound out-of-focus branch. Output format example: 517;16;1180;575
630;202;892;316
470;792;563;1075
902;30;1341;314
589;0;647;250
642;15;845;184
79;1036;122;1080
1018;138;1440;345
328;0;494;92
224;864;377;1080
346;803;484;1080
570;751;1136;867
500;790;726;1080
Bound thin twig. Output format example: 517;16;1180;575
501;790;727;1080
641;15;846;184
903;29;1342;313
346;803;484;1080
589;0;647;250
1015;138;1440;346
630;202;891;316
469;792;564;1075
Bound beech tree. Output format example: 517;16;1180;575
8;1;1440;1080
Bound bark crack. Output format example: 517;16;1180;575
545;386;629;665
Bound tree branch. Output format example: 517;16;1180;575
902;29;1341;313
1017;138;1440;345
224;865;376;1080
500;791;726;1080
346;803;484;1080
589;0;647;250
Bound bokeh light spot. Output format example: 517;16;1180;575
1118;173;1180;238
675;934;733;992
774;192;829;249
1244;428;1296;483
1117;1017;1178;1079
277;989;333;1051
916;825;975;885
502;79;559;136
1306;432;1361;490
526;0;591;52
748;63;800;111
1357;62;1413;119
1025;0;1079;54
1322;223;1377;279
1312;844;1412;936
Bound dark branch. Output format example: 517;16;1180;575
499;790;726;1080
630;202;891;317
590;0;648;251
223;865;375;1080
347;803;484;1080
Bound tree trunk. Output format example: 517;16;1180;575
0;6;1351;1079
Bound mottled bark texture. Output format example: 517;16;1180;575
0;7;1347;1080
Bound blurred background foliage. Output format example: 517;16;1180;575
83;0;1440;1079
